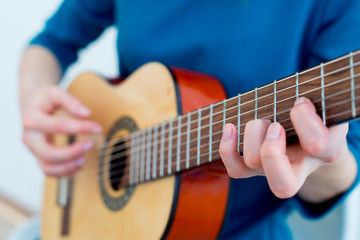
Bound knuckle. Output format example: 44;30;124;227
42;153;53;163
219;147;228;158
55;121;68;134
41;147;56;162
219;144;231;158
65;161;80;175
22;113;33;129
41;164;53;176
22;133;28;145
226;168;241;179
243;154;261;170
302;136;328;155
48;86;60;96
260;144;276;160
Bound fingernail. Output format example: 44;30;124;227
75;157;86;166
223;124;233;139
266;122;281;140
78;106;90;116
92;125;103;133
294;97;306;106
83;141;94;152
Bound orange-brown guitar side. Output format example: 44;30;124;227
165;67;230;240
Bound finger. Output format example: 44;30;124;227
219;123;255;178
325;123;349;162
44;86;91;118
290;97;345;159
23;131;94;163
260;122;299;198
22;111;102;134
243;119;271;172
40;157;86;177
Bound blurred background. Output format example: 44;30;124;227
0;0;359;239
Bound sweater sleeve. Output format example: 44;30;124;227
30;0;114;72
294;0;360;218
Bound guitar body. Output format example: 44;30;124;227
42;63;230;239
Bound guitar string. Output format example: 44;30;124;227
96;70;359;161
89;60;360;166
74;52;360;193
80;78;355;179
63;55;360;180
94;58;360;150
79;104;360;196
78;88;360;186
98;94;360;184
80;71;360;179
80;70;360;176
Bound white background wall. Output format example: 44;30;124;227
0;0;359;239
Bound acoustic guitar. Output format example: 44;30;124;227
42;50;360;239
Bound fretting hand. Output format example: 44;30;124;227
219;97;356;202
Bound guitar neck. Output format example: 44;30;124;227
121;50;360;186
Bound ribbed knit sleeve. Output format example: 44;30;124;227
30;0;114;72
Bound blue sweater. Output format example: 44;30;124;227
31;0;360;239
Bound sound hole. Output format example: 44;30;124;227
109;140;127;191
99;116;137;211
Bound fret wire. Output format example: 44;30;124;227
176;116;182;172
98;57;360;158
209;104;213;162
152;125;158;179
140;130;146;182
98;91;360;186
296;72;299;99
163;94;360;170
274;80;277;122
107;58;360;151
168;119;173;175
255;87;258;120
161;79;360;163
105;71;360;164
197;108;201;166
129;134;134;184
135;132;140;183
114;98;360;186
98;78;360;181
146;128;152;181
102;57;360;150
160;122;165;177
104;71;360;166
155;61;360;141
237;93;241;152
186;113;191;169
223;100;226;127
350;52;356;117
321;63;326;125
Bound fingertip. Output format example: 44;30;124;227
222;123;234;140
77;105;91;117
265;122;283;140
91;124;103;133
82;140;94;152
74;157;87;167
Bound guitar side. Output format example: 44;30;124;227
42;62;230;239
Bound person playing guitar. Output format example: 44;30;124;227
20;0;360;239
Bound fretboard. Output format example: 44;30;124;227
121;50;360;186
